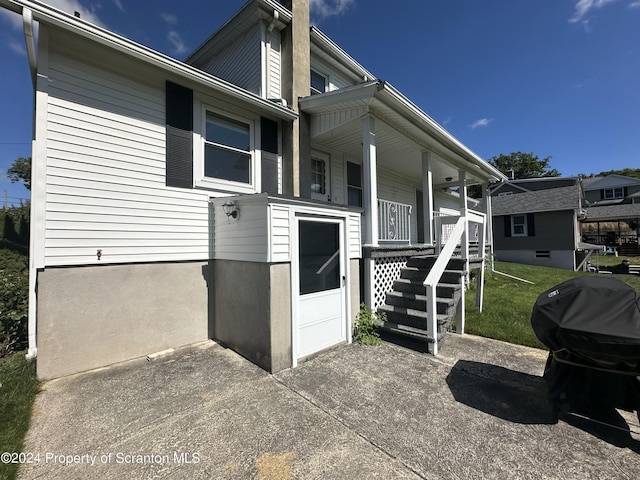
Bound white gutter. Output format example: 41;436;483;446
22;7;36;87
0;0;298;120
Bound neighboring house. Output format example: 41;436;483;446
3;0;505;379
581;175;640;252
491;177;590;270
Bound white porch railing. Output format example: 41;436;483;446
378;199;412;243
425;210;487;355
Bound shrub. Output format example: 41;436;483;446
354;303;385;346
0;271;28;358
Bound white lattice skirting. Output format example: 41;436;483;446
373;256;408;309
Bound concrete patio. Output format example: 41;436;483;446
17;334;640;479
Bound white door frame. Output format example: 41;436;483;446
291;213;349;367
310;150;331;202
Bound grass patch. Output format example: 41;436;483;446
0;352;39;480
464;261;640;350
588;254;640;268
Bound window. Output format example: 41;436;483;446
311;158;326;195
347;161;363;207
603;187;624;199
203;112;252;185
511;215;527;236
310;70;326;95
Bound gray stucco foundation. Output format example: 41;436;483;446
213;259;292;372
36;261;210;379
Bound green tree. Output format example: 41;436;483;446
489;151;560;179
7;156;31;190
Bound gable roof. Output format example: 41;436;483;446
2;0;297;121
491;185;581;216
583;174;640;191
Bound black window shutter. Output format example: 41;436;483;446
504;216;511;238
527;213;535;236
166;81;193;188
261;117;279;193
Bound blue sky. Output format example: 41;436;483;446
1;0;639;204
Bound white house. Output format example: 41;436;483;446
2;0;505;379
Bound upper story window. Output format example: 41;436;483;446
310;69;327;95
603;187;624;199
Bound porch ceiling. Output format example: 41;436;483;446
300;82;506;187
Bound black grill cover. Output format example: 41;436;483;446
531;276;640;373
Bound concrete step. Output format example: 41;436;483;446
406;255;467;271
399;267;465;284
392;278;461;298
384;290;457;316
377;304;449;331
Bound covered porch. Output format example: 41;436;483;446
300;81;506;352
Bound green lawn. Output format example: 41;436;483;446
0;352;39;480
464;261;640;350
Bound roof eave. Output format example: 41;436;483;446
1;0;298;120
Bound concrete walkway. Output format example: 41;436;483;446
18;335;640;479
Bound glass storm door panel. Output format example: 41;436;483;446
297;219;345;359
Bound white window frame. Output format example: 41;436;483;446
193;100;260;194
310;69;327;95
603;187;624;200
511;215;527;237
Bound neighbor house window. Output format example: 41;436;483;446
603;187;624;199
310;69;327;95
203;112;252;185
347;161;363;207
511;215;527;237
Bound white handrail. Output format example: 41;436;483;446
423;216;467;355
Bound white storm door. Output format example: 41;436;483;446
296;218;345;359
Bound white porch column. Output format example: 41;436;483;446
362;115;378;246
422;150;434;245
362;115;378;308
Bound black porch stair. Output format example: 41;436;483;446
377;255;466;353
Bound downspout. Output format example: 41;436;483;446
23;7;38;360
23;7;37;88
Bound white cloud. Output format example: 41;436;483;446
569;0;617;23
161;13;178;25
0;0;105;28
442;116;452;126
167;30;188;56
113;0;125;12
8;39;26;55
629;1;640;7
310;0;355;20
471;118;492;129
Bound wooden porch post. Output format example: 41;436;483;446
422;150;434;245
362;115;378;308
484;182;494;271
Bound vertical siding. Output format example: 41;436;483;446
200;26;262;95
44;42;211;266
268;30;282;99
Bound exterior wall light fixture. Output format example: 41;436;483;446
222;200;238;219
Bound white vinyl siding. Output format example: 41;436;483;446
199;26;262;95
211;195;361;263
267;30;282;99
44;40;211;266
377;167;420;243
